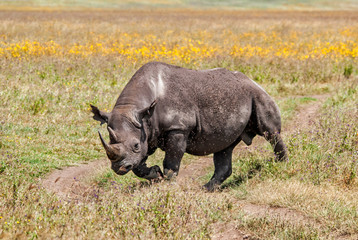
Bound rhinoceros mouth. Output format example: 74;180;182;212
114;164;133;175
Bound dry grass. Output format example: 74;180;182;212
0;9;357;239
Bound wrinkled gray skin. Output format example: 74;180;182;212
91;62;288;191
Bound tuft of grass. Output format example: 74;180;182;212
344;64;353;79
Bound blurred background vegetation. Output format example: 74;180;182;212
1;0;358;10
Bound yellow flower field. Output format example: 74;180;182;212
1;28;357;63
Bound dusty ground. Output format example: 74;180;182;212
42;159;108;201
42;94;328;239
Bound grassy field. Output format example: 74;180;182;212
0;9;357;239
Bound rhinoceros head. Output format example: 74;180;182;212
90;101;156;175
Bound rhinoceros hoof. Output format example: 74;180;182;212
145;165;163;182
152;165;164;176
203;181;220;192
150;176;163;183
164;169;177;180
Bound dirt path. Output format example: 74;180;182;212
42;159;108;201
42;94;329;238
283;94;330;132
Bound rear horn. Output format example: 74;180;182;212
107;126;119;143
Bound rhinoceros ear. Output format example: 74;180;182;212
133;100;157;128
90;105;111;125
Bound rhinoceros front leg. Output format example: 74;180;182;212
163;131;187;179
132;159;164;181
204;145;234;192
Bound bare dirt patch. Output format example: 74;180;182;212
240;202;318;226
42;159;108;201
176;156;213;186
211;222;252;240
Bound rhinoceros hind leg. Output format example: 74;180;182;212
204;145;234;192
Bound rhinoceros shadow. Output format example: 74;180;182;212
220;160;265;190
123;157;268;192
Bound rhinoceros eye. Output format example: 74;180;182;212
133;143;140;153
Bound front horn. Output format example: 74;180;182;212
98;130;117;160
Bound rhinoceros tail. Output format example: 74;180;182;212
246;94;288;161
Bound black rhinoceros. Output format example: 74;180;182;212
91;62;288;191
